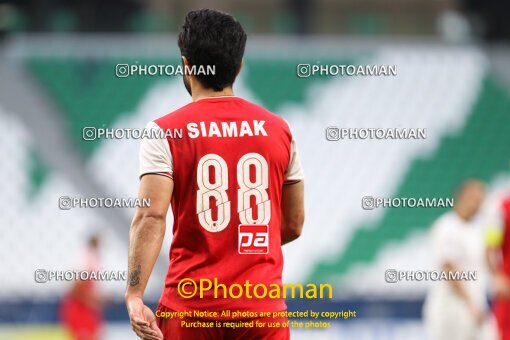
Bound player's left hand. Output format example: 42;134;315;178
467;302;485;326
126;296;164;340
473;307;485;326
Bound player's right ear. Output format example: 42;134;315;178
181;56;191;67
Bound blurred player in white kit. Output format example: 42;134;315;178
423;180;495;340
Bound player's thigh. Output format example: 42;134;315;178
226;316;289;340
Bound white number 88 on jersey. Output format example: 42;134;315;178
196;153;271;232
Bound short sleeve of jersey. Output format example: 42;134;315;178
284;128;304;184
139;121;173;179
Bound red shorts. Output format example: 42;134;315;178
156;303;290;340
59;297;102;340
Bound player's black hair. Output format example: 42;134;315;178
178;9;247;91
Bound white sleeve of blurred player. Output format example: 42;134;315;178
139;121;173;179
284;124;304;184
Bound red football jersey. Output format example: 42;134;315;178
501;197;510;276
139;96;304;314
492;197;510;334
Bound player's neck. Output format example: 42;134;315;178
191;86;234;102
454;207;472;222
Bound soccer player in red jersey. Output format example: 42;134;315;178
125;9;305;340
487;195;510;340
60;235;104;340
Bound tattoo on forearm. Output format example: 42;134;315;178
129;265;141;287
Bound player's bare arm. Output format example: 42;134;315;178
486;243;501;278
442;261;484;324
281;181;305;245
126;174;173;340
486;245;510;299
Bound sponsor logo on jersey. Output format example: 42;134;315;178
238;224;269;254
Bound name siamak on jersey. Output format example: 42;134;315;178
187;120;267;138
174;120;268;138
